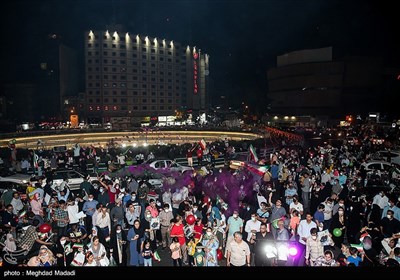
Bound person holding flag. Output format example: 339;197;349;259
153;250;161;262
248;144;258;163
32;151;39;174
186;148;194;167
89;145;96;158
73;143;81;164
196;147;203;166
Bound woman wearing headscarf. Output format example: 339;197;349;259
110;224;128;266
37;245;56;267
313;250;338;266
54;235;74;267
88;236;109;266
329;206;347;249
127;219;144;266
3;233;17;252
141;209;156;250
88;227;98;245
202;227;219;266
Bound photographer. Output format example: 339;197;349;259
252;223;274;266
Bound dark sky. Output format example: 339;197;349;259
1;0;398;110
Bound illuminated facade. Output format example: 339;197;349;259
83;29;209;124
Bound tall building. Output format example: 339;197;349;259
59;44;79;118
38;35;79;120
267;47;384;118
82;29;209;125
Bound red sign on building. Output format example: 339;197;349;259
193;52;199;94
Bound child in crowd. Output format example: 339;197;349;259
346;246;363;266
193;243;205;267
170;237;182;266
142;240;154;267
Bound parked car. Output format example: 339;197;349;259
0;170;32;186
372;150;400;165
361;160;399;174
147;159;193;173
362;178;400;196
43;169;99;191
136;173;164;189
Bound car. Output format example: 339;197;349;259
372;150;400;165
147;159;193;173
361;160;399;174
361;175;400;196
44;169;99;191
0;170;32;186
136;173;165;189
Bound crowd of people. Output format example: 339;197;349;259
1;123;400;268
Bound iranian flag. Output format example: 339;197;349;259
153;251;161;262
33;151;39;168
350;243;364;253
72;243;84;250
199;139;207;150
249;144;258;163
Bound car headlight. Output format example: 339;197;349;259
22;180;28;184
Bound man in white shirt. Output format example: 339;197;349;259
162;189;172;210
96;206;111;237
256;192;267;209
226;231;251;267
180;186;189;201
116;153;126;168
10;192;24;215
73;143;81;164
244;213;261;242
373;191;389;216
295;213;317;266
21;159;31;173
321;198;334;230
171;189;183;215
67;199;80;225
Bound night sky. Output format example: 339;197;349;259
1;0;398;112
